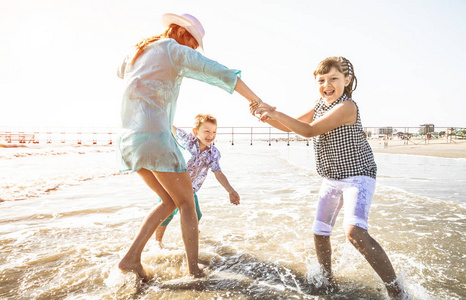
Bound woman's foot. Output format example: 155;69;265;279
118;258;152;282
189;266;205;278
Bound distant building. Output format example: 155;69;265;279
377;127;394;135
419;124;435;134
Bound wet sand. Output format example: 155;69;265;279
369;138;466;158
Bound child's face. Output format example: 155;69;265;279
193;122;217;146
315;67;350;103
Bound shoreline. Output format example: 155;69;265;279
2;139;466;159
368;139;466;159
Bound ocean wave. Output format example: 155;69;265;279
0;145;122;202
0;172;128;202
0;144;115;160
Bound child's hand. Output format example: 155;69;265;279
229;190;240;205
255;107;277;122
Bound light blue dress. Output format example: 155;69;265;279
116;39;240;172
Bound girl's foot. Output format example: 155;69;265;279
386;281;409;300
316;275;338;295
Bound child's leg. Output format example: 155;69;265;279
313;234;333;277
155;225;168;244
312;179;344;278
155;198;178;244
345;226;402;298
342;176;402;298
194;193;202;222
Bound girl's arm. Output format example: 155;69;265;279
257;101;357;138
260;118;291;132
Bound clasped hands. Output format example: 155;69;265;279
250;100;276;122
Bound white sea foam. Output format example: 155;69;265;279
0;142;464;299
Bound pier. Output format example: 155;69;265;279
0;128;116;145
0;126;464;146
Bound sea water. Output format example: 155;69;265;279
0;142;464;299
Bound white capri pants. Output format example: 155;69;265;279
312;176;376;236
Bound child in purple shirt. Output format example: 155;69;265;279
155;114;240;246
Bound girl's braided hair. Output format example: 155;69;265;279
313;56;358;98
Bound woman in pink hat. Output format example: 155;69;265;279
116;13;264;280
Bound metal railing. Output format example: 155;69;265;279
0;126;464;145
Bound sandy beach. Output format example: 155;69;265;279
369;138;466;158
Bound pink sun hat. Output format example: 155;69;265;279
162;13;205;51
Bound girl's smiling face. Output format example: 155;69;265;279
316;67;350;104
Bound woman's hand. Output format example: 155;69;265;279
249;101;276;120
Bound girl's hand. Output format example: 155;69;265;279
255;107;277;122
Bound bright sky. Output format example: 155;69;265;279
1;0;465;130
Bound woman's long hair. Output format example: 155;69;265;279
129;24;198;66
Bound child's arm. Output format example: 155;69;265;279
214;171;240;205
173;126;192;149
256;101;357;138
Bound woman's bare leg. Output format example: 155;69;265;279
118;168;177;281
346;225;403;299
152;170;202;277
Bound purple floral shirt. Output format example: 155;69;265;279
175;128;221;193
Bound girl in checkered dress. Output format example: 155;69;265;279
252;57;405;299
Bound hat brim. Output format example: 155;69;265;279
162;13;204;51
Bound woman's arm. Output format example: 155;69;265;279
257;101;357;138
234;77;262;104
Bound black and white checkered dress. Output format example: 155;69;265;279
313;95;377;180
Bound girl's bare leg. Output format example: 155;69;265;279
118;168;177;281
346;225;403;299
314;234;333;279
